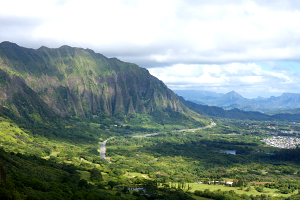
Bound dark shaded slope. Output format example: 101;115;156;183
0;68;54;123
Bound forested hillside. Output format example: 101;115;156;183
0;42;209;134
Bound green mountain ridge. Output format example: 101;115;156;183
0;42;186;119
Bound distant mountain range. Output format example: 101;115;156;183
174;90;300;113
178;96;300;122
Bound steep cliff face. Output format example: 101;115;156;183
0;42;183;118
0;68;54;124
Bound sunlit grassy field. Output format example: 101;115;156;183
78;170;90;181
124;172;150;179
189;183;297;198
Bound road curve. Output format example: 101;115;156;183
171;121;216;133
132;121;216;137
101;121;216;163
132;133;160;138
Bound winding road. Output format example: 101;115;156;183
100;121;216;163
132;133;160;138
132;121;216;137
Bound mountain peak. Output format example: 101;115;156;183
254;96;267;101
227;90;238;94
216;91;244;106
281;92;300;97
0;41;21;49
0;41;16;46
59;45;72;48
224;91;243;99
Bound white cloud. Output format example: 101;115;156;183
30;0;179;48
1;0;300;64
1;0;300;97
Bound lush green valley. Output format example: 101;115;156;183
2;112;300;199
1;42;300;200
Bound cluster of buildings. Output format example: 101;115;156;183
246;130;277;134
196;180;233;186
241;123;299;135
280;130;298;134
262;136;300;149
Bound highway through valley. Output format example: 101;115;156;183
100;121;216;163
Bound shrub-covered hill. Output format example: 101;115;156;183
0;42;209;131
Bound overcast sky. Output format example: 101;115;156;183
1;0;300;98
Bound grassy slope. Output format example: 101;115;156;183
189;183;296;198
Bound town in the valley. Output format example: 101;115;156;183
231;120;300;149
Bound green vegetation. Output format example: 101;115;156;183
267;108;300;115
1;111;300;199
1;42;300;199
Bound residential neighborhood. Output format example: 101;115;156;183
262;136;300;149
